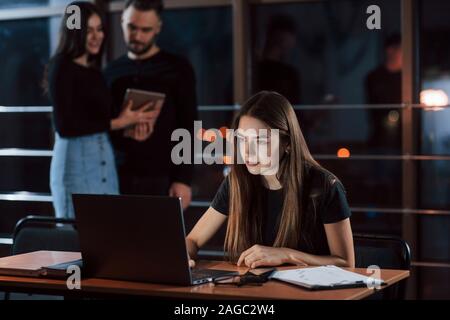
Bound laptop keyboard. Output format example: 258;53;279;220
191;269;236;281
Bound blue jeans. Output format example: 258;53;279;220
50;132;119;218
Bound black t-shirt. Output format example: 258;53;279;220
48;55;112;137
103;50;198;185
211;164;351;255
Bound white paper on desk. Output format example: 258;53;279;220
270;265;377;288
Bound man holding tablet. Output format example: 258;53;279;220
104;0;197;209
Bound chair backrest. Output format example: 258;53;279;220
12;216;80;255
354;233;411;270
354;233;411;300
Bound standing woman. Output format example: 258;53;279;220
46;1;155;218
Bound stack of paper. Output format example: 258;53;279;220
270;265;385;290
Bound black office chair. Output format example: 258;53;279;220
4;215;80;300
11;215;79;255
353;233;411;300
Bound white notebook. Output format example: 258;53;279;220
270;265;386;290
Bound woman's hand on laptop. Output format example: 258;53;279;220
188;256;196;268
186;238;198;269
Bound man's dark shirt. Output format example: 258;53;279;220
104;50;198;188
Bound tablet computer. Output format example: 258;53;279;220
123;88;166;111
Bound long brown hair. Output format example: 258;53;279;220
225;91;322;262
42;1;106;93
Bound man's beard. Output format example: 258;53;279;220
127;39;155;55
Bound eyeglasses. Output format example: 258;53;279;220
213;268;275;287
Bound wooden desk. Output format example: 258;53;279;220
0;251;410;300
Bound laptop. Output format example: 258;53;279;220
72;194;237;286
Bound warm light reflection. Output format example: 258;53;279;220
196;128;205;141
203;129;217;142
219;126;228;139
337;148;350;158
420;89;448;109
388;110;400;123
223;155;233;165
